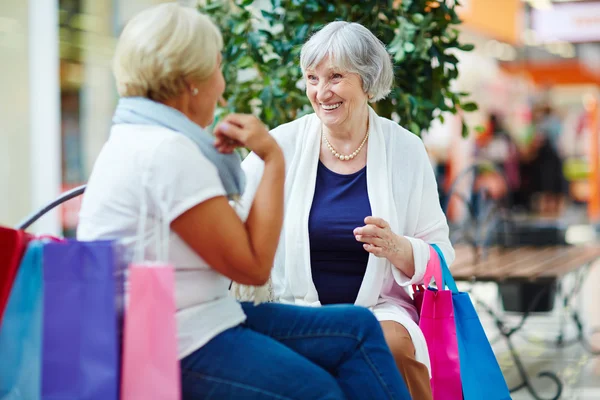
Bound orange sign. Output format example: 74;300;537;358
458;0;523;45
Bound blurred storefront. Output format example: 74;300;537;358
424;0;600;222
0;0;180;235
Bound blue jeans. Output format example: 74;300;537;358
181;302;411;400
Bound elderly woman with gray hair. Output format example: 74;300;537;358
78;4;411;400
240;21;455;399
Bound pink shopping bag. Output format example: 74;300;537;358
121;190;180;400
412;243;443;316
418;245;462;400
120;263;180;400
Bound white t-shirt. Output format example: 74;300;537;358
77;124;246;359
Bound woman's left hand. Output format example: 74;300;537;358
354;216;415;276
354;217;402;258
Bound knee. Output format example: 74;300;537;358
336;305;378;324
387;335;416;361
380;322;416;361
334;305;382;338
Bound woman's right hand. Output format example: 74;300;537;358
214;114;281;161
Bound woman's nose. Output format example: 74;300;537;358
316;82;332;102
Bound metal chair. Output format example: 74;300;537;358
16;185;87;231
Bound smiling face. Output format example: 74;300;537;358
305;59;369;132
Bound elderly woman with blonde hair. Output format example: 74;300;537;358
77;3;411;400
240;21;455;400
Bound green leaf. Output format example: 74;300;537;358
200;0;476;137
462;122;469;138
475;125;486;133
296;24;310;42
412;13;424;24
403;42;416;53
409;121;420;135
461;102;478;112
459;43;475;51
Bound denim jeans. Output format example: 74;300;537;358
181;302;411;400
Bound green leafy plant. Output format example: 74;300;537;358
201;0;477;136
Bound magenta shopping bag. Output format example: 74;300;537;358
418;245;462;400
42;240;122;400
431;245;511;400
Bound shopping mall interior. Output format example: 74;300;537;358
1;0;600;398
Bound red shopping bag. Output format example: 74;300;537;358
0;227;33;322
418;245;463;400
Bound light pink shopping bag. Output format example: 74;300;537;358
418;245;462;400
120;263;180;400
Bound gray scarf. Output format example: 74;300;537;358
112;97;245;199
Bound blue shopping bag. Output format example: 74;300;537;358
431;244;511;400
42;240;122;400
0;241;44;400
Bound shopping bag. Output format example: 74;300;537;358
0;241;44;399
121;264;179;400
120;199;180;400
431;244;511;400
42;240;120;400
418;245;462;400
413;245;444;316
0;227;32;322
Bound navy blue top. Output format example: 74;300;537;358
309;161;372;305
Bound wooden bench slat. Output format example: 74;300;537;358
534;246;600;279
452;246;557;280
504;247;579;279
482;247;561;279
450;244;600;282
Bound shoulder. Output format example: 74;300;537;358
110;124;210;165
376;115;427;156
110;123;196;149
270;113;317;149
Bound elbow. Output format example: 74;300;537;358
233;262;271;286
252;269;271;286
250;263;271;285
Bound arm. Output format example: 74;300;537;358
355;140;454;286
398;141;455;286
171;114;285;286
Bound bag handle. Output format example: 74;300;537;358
134;174;171;264
426;245;443;289
430;244;458;294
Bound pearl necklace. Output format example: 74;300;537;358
322;129;369;161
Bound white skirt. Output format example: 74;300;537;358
373;301;431;377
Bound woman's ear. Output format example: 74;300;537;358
183;79;198;96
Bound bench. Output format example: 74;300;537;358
451;243;600;400
452;243;600;282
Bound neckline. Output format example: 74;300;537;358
318;160;367;178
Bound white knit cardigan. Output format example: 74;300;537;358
235;108;455;372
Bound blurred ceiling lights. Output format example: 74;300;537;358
525;0;553;10
523;0;588;10
483;40;518;61
522;29;576;58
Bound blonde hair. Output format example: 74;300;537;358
300;21;394;102
113;3;223;102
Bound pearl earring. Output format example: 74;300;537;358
191;87;199;96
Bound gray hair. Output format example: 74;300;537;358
113;3;223;102
300;21;394;102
